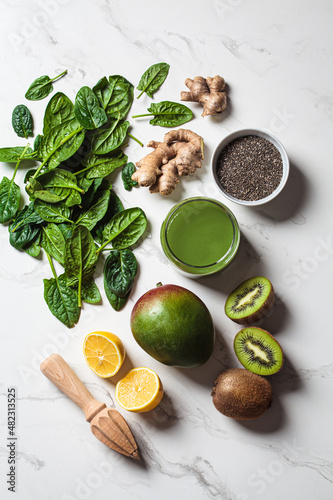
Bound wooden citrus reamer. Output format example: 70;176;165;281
40;353;139;459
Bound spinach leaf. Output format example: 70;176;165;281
106;190;124;214
33;135;43;152
105;75;134;120
132;101;193;127
104;285;130;311
24;232;41;258
77;149;128;179
9;217;41;250
93;77;113;110
98;178;113;192
65;226;98;282
91;118;129;155
8;202;43;249
58;223;73;241
44;273;80;328
25;70;67;101
41;223;66;264
92;190;124;244
0;176;20;223
81;278;101;304
43;92;74;135
12;105;33;139
121;162;138;191
98;207;147;252
29;169;84;203
77;175;111;196
37;168;83;192
81;177;111;204
137;62;170;99
74;86;108;130
24;169;37;183
26;178;68;203
9;225;40;250
103;249;137;298
64;225;98;306
77;176;95;194
63;188;82;208
0;143;34;223
74;178;104;216
26;168;83;207
74;190;110;231
34;199;72;223
9;202;44;232
38;118;85;170
0;146;34;162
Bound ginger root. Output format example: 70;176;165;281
180;75;227;117
132;129;204;196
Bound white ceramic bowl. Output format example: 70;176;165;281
211;128;289;206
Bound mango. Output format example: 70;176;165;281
130;283;215;368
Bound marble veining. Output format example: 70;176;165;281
132;421;233;500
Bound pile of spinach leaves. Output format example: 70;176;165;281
0;74;148;328
0;62;194;328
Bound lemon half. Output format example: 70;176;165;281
83;331;125;378
115;367;163;412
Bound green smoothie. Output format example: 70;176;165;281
161;197;240;276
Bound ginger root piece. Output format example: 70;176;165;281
133;142;168;187
149;160;179;195
180;75;227;117
132;129;204;196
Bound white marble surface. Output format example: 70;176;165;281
0;1;332;499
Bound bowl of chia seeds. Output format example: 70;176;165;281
211;129;289;206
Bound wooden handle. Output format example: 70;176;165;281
40;353;106;422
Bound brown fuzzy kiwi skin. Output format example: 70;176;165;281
211;368;273;420
227;279;275;325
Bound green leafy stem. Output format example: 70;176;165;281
27;126;85;187
47;250;58;281
49;69;68;83
127;132;143;147
12;143;31;184
96;234;117;254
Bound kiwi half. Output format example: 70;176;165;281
225;276;275;324
212;368;273;420
234;327;283;376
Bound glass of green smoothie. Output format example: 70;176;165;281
160;197;240;277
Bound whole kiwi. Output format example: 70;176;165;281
211;368;273;420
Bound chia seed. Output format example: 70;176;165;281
216;135;283;201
